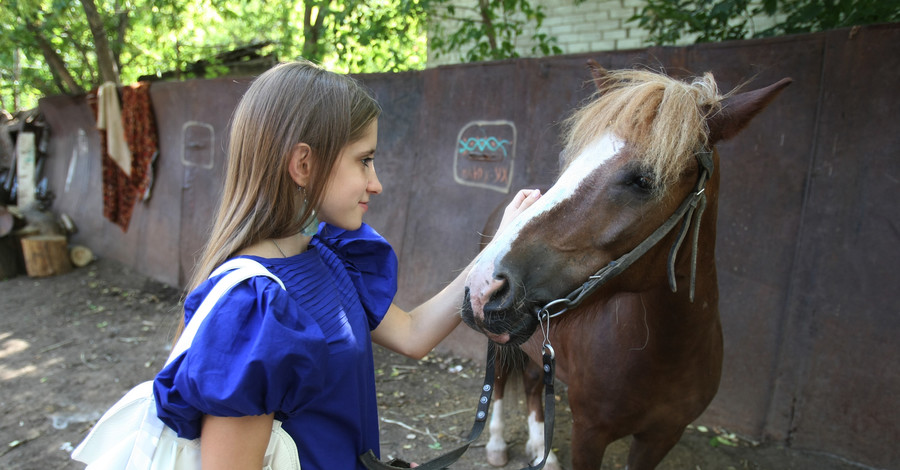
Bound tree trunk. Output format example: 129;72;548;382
26;23;83;95
478;0;498;52
302;1;328;61
114;0;130;73
79;0;119;84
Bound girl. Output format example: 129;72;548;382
153;61;540;470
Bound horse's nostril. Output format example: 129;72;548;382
486;274;513;312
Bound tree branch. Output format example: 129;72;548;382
79;0;119;84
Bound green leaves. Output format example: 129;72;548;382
2;0;569;112
2;0;431;112
631;0;900;47
428;0;560;63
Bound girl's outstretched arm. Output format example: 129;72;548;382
372;189;541;359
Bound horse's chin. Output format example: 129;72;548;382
460;294;539;346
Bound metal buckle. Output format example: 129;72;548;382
542;343;556;360
540;298;570;319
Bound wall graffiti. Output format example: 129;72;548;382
453;120;516;193
181;121;215;169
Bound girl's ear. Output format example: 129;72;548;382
288;143;313;187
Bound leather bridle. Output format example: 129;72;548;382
537;148;715;323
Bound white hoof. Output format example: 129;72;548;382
486;445;509;467
530;449;561;470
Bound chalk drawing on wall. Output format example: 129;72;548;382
454;120;516;193
65;128;88;193
181;121;215;169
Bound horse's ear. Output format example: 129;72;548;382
587;59;610;91
707;78;793;145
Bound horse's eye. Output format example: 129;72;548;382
629;174;656;193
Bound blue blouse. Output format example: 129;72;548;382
153;223;398;470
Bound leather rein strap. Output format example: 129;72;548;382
360;341;556;470
361;342;497;469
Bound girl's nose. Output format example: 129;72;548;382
368;164;383;194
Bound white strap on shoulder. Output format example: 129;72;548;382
165;259;285;366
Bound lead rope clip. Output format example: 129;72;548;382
537;307;555;360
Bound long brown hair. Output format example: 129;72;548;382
177;60;380;336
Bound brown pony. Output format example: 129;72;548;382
461;64;790;469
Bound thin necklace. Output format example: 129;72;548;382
271;239;287;258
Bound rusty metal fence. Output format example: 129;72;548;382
37;24;900;469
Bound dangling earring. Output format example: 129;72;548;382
299;186;320;236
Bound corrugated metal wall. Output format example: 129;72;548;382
37;24;900;469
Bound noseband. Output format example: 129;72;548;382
538;148;715;323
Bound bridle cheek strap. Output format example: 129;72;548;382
539;149;714;319
666;157;710;302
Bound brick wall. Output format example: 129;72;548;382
427;0;783;66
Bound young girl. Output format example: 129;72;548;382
152;61;540;470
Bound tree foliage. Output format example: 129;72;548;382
1;0;432;113
631;0;900;46
428;0;562;62
1;0;568;113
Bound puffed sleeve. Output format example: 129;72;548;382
316;223;398;330
154;277;328;439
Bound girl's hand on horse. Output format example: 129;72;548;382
497;189;541;235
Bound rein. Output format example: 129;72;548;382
360;341;556;470
361;342;498;469
361;149;713;470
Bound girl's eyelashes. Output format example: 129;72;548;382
362;157;374;167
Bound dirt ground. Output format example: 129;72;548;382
0;257;869;469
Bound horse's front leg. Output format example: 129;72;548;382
522;360;562;470
626;426;686;470
486;356;510;467
568;390;611;470
569;421;610;470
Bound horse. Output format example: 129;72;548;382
461;63;791;469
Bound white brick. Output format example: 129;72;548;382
550;24;576;36
556;32;590;44
602;29;628;40
589;40;618;52
596;0;622;8
583;19;622;31
609;6;638;20
627;28;651;40
565;42;593;54
552;4;579;16
573;21;609;34
616;37;644;50
543;15;571;28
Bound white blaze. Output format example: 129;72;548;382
466;133;624;302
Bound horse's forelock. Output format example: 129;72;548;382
562;69;722;192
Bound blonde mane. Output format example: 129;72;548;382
562;69;723;191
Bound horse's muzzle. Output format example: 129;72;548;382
461;287;539;346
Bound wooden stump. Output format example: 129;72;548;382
21;235;72;277
69;245;94;267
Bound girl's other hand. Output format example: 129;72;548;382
496;189;541;235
